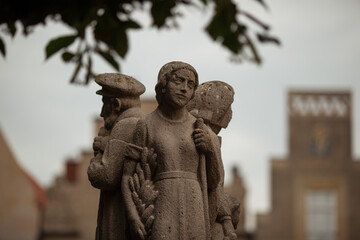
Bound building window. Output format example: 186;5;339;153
305;190;338;240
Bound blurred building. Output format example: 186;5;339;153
224;167;252;240
0;127;46;240
42;152;97;240
256;91;360;240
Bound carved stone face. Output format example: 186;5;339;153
163;69;196;108
100;96;120;130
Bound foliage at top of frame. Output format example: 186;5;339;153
0;0;279;84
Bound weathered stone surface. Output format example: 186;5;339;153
89;63;238;240
121;61;219;240
42;99;158;240
188;80;238;240
88;73;145;240
187;80;234;134
95;73;145;97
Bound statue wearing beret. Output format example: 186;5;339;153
88;73;145;240
187;81;239;240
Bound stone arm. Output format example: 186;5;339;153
88;139;127;190
92;127;110;155
206;129;222;191
194;119;221;191
87;118;138;190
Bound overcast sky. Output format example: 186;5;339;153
1;0;359;230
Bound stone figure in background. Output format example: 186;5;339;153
187;81;239;240
87;73;145;240
121;61;222;240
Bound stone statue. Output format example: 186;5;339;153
88;62;239;240
187;81;240;240
87;73;145;240
121;61;222;240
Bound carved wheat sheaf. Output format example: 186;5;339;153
128;148;158;240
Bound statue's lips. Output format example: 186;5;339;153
176;94;188;100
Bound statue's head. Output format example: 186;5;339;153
95;73;145;129
155;61;199;106
187;81;234;134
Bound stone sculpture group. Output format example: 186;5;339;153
88;61;240;240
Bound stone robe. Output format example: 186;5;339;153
131;109;221;240
88;107;143;240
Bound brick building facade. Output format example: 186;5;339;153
257;91;360;240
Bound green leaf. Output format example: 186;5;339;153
113;31;128;58
0;37;6;57
151;0;177;27
94;12;130;58
61;52;75;62
94;12;142;58
45;35;77;59
205;0;241;54
257;33;281;45
70;56;83;83
96;49;120;71
241;11;269;31
245;34;261;64
7;22;17;37
252;0;268;9
85;55;93;84
122;20;141;30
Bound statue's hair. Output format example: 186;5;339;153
105;96;141;113
155;61;199;104
117;97;141;110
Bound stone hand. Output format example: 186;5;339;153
98;127;110;137
93;127;110;154
93;135;109;153
222;219;237;240
130;218;147;240
141;147;157;179
193;118;214;155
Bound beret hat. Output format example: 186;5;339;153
95;73;145;97
187;81;234;129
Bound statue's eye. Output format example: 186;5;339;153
172;78;182;84
187;81;195;89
